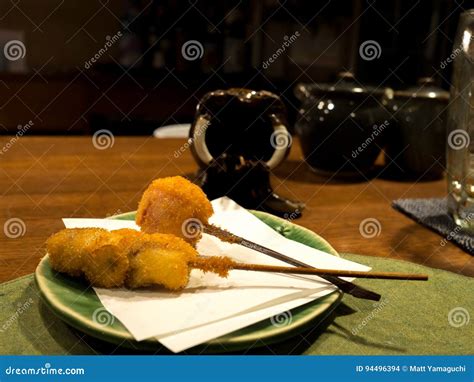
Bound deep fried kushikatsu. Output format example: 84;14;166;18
47;228;137;287
135;176;213;245
46;228;201;290
46;228;111;277
82;243;129;288
82;228;145;287
45;228;425;293
126;233;198;290
46;227;237;290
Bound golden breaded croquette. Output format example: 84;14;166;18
135;176;213;245
83;244;129;288
47;228;200;290
112;228;143;254
113;228;141;239
82;228;143;287
46;228;110;277
126;233;198;290
47;228;136;285
125;247;189;290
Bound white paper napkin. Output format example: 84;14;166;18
62;197;370;352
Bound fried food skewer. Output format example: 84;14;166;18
135;176;382;300
202;224;381;300
190;257;429;281
136;176;213;246
47;229;427;292
47;228;197;290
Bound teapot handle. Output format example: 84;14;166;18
190;113;213;168
190;113;291;170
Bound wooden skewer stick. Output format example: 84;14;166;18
203;224;382;301
229;263;428;280
189;257;429;281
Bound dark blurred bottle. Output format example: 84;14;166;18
385;78;448;180
222;6;246;73
119;3;144;68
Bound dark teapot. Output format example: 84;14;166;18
295;72;392;178
189;88;304;217
190;88;291;170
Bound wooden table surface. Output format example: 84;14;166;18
1;136;473;283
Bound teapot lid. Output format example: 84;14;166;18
295;72;388;100
392;77;449;102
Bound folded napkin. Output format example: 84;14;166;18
392;198;474;255
62;197;370;353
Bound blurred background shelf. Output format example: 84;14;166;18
0;0;463;135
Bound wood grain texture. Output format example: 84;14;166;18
0;136;472;283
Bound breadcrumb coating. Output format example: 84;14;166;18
46;228;110;277
126;233;198;289
83;244;129;288
190;256;234;277
135;176;213;245
46;228;200;290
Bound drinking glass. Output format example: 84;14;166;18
447;10;474;229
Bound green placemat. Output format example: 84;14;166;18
0;254;472;355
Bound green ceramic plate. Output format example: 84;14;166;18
35;210;342;353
